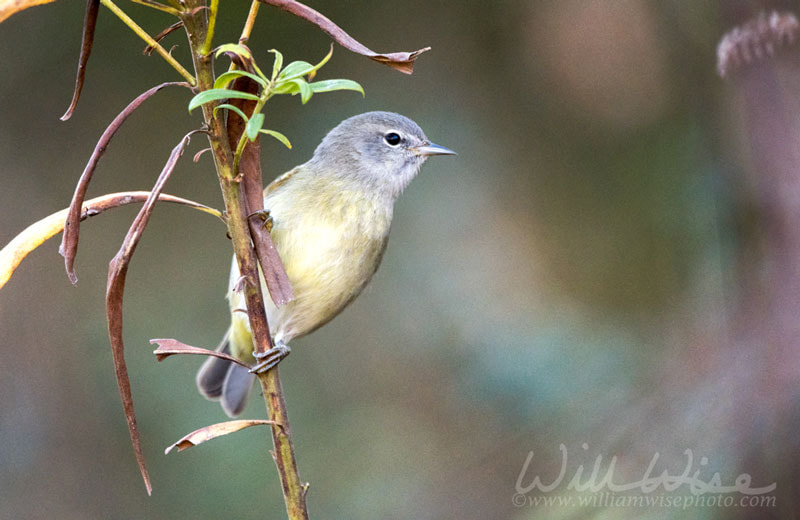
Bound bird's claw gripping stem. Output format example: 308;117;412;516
250;341;291;374
248;209;273;232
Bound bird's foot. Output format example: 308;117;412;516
249;341;290;374
248;209;273;232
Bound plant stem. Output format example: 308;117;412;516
240;0;261;43
200;0;219;55
100;0;196;85
181;5;309;519
129;0;181;16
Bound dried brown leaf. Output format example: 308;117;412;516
226;76;294;305
0;0;56;23
247;213;294;305
60;82;191;285
259;0;430;74
60;0;99;121
150;338;251;368
143;20;183;56
193;147;211;163
165;420;276;454
0;191;220;291
106;133;196;495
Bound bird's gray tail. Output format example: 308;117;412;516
196;331;255;418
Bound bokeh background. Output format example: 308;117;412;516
2;1;799;518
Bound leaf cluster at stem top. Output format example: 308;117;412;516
188;44;365;149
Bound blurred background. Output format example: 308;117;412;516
1;0;799;518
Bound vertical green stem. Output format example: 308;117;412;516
239;0;260;44
181;4;309;519
201;0;219;55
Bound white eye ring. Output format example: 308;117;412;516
383;131;402;147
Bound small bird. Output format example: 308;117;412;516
196;111;455;417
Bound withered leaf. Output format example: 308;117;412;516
143;20;183;56
0;191;220;291
165;420;276;454
0;0;57;23
60;0;99;121
259;0;430;74
60;82;191;285
226;75;294;306
151;338;251;368
247;213;294;305
106;132;196;495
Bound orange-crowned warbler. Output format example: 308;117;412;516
196;111;455;417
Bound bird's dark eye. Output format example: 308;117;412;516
384;132;402;146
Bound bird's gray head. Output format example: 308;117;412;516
309;111;455;198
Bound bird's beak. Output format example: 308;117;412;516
413;142;457;157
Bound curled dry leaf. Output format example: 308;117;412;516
106;132;196;495
226;75;294;305
61;0;99;121
144;20;184;56
0;0;56;23
60;81;191;285
151;338;251;368
0;191;220;291
193;147;211;163
259;0;430;74
165;420;276;454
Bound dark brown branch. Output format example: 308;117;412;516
226;75;294;305
258;0;430;74
105;131;197;495
60;81;191;285
60;0;99;120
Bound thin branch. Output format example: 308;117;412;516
239;0;260;44
129;0;180;16
200;0;219;55
181;5;308;517
99;0;196;85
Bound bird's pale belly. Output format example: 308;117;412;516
228;202;390;361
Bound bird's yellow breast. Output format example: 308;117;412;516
228;171;393;360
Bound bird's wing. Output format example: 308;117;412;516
263;167;302;198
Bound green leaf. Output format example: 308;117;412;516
272;78;313;103
246;113;264;141
188;89;260;112
269;49;284;80
295;79;312;104
212;103;249;122
272;80;299;95
277;45;334;82
214;70;267;90
278;60;314;81
260;129;292;149
308;79;365;97
215;43;252;60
